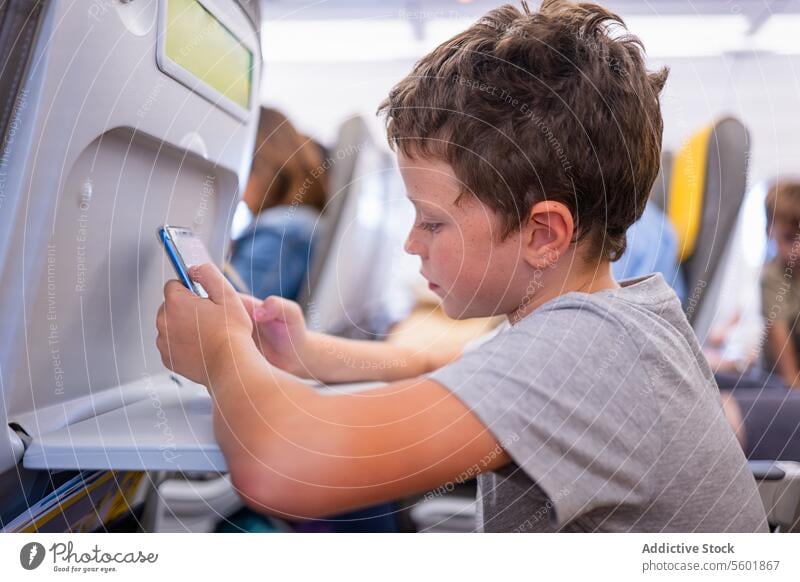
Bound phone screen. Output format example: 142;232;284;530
164;226;213;298
170;228;213;269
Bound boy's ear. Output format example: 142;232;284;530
523;201;574;269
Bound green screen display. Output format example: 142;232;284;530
165;0;253;110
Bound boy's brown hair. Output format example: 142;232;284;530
765;180;800;232
378;0;667;260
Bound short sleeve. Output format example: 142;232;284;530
428;303;661;529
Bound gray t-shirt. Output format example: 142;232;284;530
429;274;768;532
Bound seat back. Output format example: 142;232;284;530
0;0;261;517
667;118;750;331
304;144;399;336
298;115;372;312
298;116;405;337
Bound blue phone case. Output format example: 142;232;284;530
158;226;202;296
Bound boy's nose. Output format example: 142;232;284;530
404;232;425;257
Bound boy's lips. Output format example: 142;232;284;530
421;272;441;292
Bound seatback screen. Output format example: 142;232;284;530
165;0;253;109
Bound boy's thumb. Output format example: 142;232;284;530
253;306;269;322
189;263;233;305
258;295;299;324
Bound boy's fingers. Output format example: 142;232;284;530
238;292;261;317
164;279;192;301
258;296;300;324
155;303;166;334
189;263;234;305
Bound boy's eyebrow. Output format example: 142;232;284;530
406;195;431;208
407;197;441;211
408;194;463;215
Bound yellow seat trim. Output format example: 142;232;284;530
668;123;714;262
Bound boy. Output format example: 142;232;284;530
761;180;800;389
156;1;767;532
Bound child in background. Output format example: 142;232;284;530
761;180;800;388
229;108;326;301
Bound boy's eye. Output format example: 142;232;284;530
418;221;442;233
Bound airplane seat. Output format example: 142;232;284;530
667;117;750;338
749;461;800;532
296;115;371;317
298;115;405;339
0;0;262;531
143;473;249;533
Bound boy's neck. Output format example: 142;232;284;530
506;260;619;325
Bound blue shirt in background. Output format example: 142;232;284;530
229;205;319;300
612;202;686;304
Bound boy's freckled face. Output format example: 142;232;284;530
397;153;527;319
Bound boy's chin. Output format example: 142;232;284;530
440;299;492;321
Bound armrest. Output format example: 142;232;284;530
749;460;787;481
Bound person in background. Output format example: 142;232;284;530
228;107;326;301
612;201;686;303
761;180;800;389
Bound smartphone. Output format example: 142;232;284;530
157;225;213;298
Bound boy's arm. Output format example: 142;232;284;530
298;332;461;383
767;321;800;388
238;292;460;383
208;338;508;519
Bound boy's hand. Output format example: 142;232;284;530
237;293;311;377
156;263;254;385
